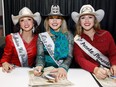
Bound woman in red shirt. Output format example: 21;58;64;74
71;4;116;79
0;7;41;73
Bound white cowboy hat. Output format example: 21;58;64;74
71;4;105;24
48;5;63;16
11;7;41;26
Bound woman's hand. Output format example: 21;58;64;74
93;66;109;79
110;65;116;76
50;67;67;82
34;66;43;76
2;62;15;73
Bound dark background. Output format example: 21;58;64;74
3;0;116;68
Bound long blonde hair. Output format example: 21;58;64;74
75;16;101;36
44;16;68;35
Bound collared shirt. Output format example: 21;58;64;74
74;30;116;73
36;31;74;71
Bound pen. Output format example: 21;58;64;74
100;64;116;79
99;64;112;78
12;64;15;67
33;67;41;72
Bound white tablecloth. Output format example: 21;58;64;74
0;67;99;87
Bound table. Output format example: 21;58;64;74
67;68;99;87
0;67;99;87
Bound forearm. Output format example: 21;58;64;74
59;57;72;71
36;55;45;67
36;36;45;67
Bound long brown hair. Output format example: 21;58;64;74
74;15;101;36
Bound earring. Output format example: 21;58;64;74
32;27;35;33
20;29;22;34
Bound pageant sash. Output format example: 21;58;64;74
11;33;28;67
39;32;63;66
74;35;110;68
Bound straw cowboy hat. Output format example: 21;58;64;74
48;5;63;16
71;4;105;24
11;7;41;26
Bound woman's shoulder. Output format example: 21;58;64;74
5;34;12;39
97;30;111;35
4;34;14;44
64;31;72;35
65;31;74;43
66;31;74;38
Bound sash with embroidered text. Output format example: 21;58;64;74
39;32;63;66
11;33;28;67
74;35;110;68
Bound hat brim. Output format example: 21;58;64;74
71;9;104;24
11;12;41;26
48;13;64;16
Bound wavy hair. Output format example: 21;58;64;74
74;16;101;36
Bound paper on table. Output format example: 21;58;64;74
28;67;74;87
92;74;116;87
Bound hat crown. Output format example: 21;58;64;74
80;4;95;14
19;7;33;16
50;5;61;15
71;4;105;24
12;7;41;25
